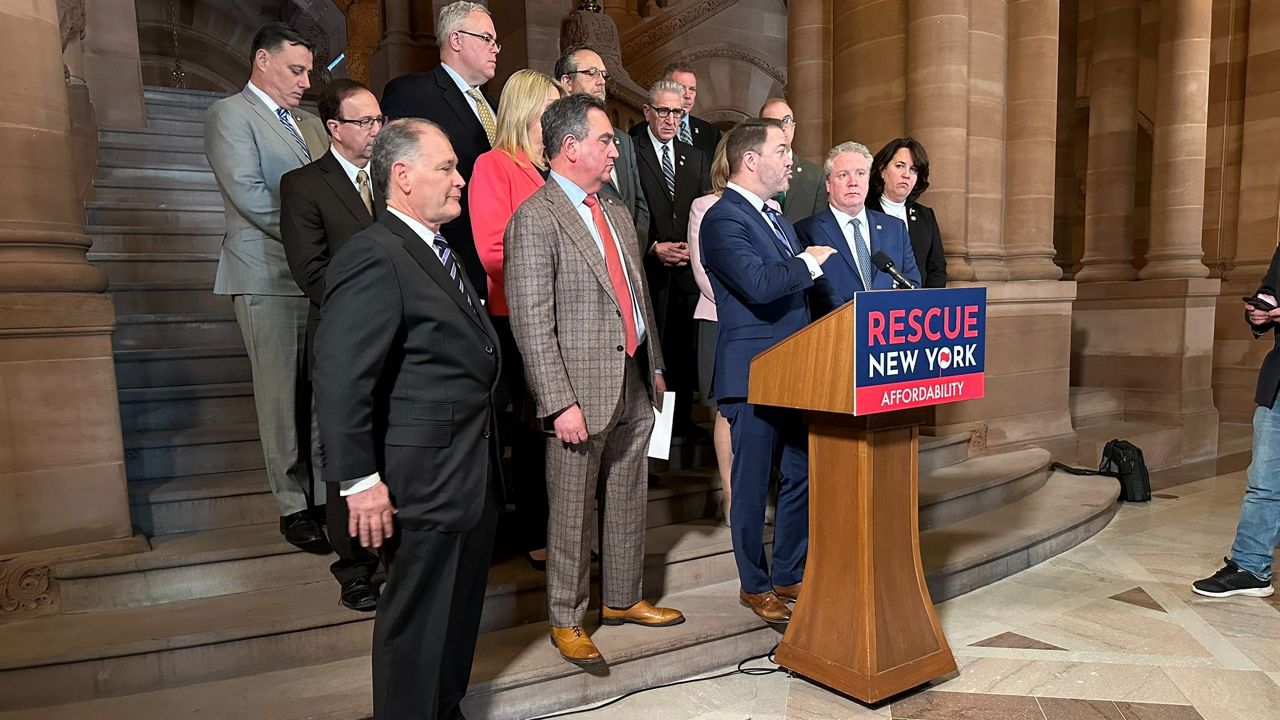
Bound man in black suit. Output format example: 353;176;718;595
280;79;385;612
313;118;501;720
760;98;828;223
634;80;711;435
380;0;498;302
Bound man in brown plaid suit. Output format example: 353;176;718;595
505;93;685;668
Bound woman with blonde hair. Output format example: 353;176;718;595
687;134;764;525
470;69;565;569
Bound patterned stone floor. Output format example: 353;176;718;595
554;451;1280;720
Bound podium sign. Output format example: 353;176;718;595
854;287;987;415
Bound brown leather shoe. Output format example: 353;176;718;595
600;600;686;627
739;589;791;624
549;626;604;667
773;582;801;603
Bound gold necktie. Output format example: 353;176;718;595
356;169;373;216
467;88;496;146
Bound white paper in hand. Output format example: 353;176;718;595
647;392;676;460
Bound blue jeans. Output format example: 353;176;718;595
1230;403;1280;580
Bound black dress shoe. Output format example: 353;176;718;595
339;577;379;612
279;510;328;550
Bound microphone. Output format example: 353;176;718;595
871;250;918;289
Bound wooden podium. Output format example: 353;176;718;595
748;299;957;703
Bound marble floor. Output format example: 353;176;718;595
550;453;1280;720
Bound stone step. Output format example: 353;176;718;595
98;143;211;171
918;448;1050;531
85;202;224;230
137;115;205;136
122;423;263;482
922;470;1119;602
95;164;215;187
117;382;257;433
1068;386;1126;428
112;311;241;351
1074;420;1182;471
145;86;229;105
918;432;970;473
128;470;278;536
99;128;204;151
92;252;218;286
114;345;250;390
145;101;211;120
92;184;223;207
109;286;229;317
86;227;223;255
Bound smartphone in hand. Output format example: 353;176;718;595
1243;295;1278;312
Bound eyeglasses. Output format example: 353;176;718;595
456;29;501;51
566;68;611;81
647;106;686;119
779;115;797;126
337;115;388;131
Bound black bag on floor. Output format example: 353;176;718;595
1051;439;1152;502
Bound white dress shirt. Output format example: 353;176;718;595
440;62;487;126
828;204;872;281
246;81;303;137
647;126;676;167
340;207;446;497
329;144;372;190
725;182;822;279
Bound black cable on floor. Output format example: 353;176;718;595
525;644;785;720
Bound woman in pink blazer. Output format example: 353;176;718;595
469;70;565;569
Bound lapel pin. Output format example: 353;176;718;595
876;225;882;230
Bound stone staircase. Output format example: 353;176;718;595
0;87;1122;720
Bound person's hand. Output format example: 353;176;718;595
803;246;838;265
653;373;667;410
347;481;396;549
653;241;690;266
1246;303;1272;326
553;404;589;445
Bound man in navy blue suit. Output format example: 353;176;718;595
795;141;921;316
700;119;837;625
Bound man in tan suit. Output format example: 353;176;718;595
505;93;684;668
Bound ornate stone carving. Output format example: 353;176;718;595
563;8;647;116
638;46;787;88
57;0;86;51
0;560;54;617
620;0;741;59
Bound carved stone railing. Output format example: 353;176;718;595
618;0;742;61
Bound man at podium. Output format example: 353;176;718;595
700;119;837;624
796;141;920;315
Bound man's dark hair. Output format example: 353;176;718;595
542;92;607;161
868;137;932;204
662;60;696;79
724;118;783;175
554;45;594;81
318;79;369;135
250;22;313;60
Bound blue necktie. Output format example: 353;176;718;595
275;107;311;159
433;235;473;308
763;206;794;256
851;218;873;291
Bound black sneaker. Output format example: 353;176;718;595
1192;558;1274;598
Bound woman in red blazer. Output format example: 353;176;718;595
469;69;565;570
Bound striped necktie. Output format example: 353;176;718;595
661;144;675;200
762;205;795;256
678;119;693;146
433;235;474;309
274;107;311;159
851;218;873;291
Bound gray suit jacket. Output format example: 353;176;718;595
601;129;651;245
504;180;664;433
781;155;829;224
205;87;328;296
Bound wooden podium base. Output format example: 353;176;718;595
775;410;956;703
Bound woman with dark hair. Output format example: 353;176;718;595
867;137;947;288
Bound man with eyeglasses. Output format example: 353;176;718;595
634;80;711;438
760;98;828;223
380;1;499;304
280;79;385;613
631;62;722;161
555;45;650;246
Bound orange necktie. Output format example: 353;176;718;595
583;194;639;356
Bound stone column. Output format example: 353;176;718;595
790;0;832;162
830;0;903;155
80;0;146;129
1075;0;1141;281
1139;0;1213;280
0;1;131;554
1053;0;1082;276
1004;0;1063;280
965;0;1009;280
369;0;438;96
907;0;975;281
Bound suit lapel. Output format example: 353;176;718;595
319;151;375;224
673;140;698;201
240;88;309;164
383;214;488;334
545;182;620;309
434;66;488;147
820;210;859;283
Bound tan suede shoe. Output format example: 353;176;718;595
549;626;604;667
600;599;686;627
739;589;791;624
773;582;801;603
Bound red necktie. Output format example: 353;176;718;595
583;194;639;356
